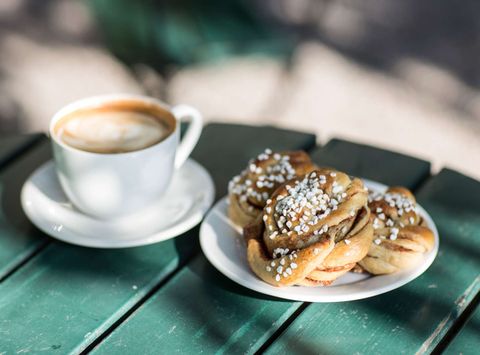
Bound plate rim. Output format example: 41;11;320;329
200;179;439;302
21;159;215;248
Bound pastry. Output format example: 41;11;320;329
244;169;373;287
358;187;435;274
228;149;316;228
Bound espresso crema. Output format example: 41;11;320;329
54;101;175;154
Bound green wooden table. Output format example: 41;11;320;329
0;123;478;354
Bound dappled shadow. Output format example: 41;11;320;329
134;254;302;353
270;0;480;89
188;253;293;302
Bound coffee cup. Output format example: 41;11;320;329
49;94;203;219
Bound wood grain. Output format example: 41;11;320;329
444;299;480;355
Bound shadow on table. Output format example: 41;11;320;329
174;210;480;351
2;141;478;352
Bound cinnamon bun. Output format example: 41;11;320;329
245;169;373;287
228;149;316;228
358;187;435;274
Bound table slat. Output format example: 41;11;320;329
444;304;480;355
0;138;51;280
0;124;315;353
310;138;431;188
191;123;317;200
265;169;480;354
90;139;430;354
97;255;302;355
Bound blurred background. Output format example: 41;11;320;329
1;0;479;179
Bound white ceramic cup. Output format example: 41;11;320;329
49;94;203;219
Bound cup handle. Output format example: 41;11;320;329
171;104;203;169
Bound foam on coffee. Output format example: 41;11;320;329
54;101;174;154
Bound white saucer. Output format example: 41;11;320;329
21;159;215;248
200;179;439;302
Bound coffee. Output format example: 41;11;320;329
54;101;175;154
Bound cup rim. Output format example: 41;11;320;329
49;93;178;156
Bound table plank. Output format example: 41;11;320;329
95;256;302;355
192;123;317;200
311;138;431;189
265;169;480;355
90;139;431;354
444;304;480;355
0;124;315;353
0;138;51;281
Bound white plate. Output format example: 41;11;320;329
200;179;439;302
21;159;215;248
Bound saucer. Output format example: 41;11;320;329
21;159;215;248
200;179;439;302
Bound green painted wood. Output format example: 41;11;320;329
90;139;431;354
0;134;42;169
311;139;431;188
191;123;317;200
265;169;480;355
444;304;480;355
94;255;302;355
0;139;51;280
0;123;316;353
